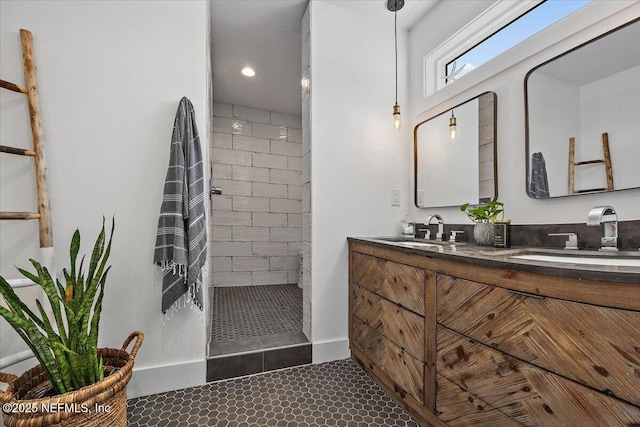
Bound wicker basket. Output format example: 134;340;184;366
0;331;143;427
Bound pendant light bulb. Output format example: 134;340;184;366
393;104;402;130
449;110;457;140
389;1;403;131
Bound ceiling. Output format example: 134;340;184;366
210;0;439;116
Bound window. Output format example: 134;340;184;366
445;0;592;84
424;0;593;96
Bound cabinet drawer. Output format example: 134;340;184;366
352;316;424;401
352;284;424;361
437;326;640;426
436;374;520;427
352;252;425;315
437;274;640;407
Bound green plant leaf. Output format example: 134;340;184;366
88;267;110;350
0;276;45;329
14;267;40;285
86;219;106;290
50;340;74;391
1;305;68;394
0;217;115;395
35;262;69;346
81;219;114;346
460;200;505;223
69;229;80;286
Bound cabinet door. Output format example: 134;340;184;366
436;374;521;427
352;252;425;315
437;274;640;407
352;284;424;361
352;316;424;401
437;326;640;426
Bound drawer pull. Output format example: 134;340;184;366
506;289;545;299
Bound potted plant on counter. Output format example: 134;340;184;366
460;200;504;246
0;218;143;427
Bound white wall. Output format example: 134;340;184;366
409;1;640;224
309;0;410;362
0;0;208;398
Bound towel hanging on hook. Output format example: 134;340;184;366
154;97;207;314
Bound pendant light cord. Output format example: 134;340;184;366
394;8;398;105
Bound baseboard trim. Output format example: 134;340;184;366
127;340;350;397
312;338;350;364
127;358;206;399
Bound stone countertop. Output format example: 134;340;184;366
348;236;640;284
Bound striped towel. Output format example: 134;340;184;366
529;152;550;198
154;97;206;313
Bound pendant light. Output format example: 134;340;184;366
449;110;457;140
388;0;404;130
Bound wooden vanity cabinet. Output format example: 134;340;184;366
348;241;640;427
350;252;429;415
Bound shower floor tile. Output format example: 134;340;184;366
128;359;419;427
210;284;302;342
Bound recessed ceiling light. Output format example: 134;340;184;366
241;67;256;77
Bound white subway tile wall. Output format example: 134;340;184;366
301;3;312;339
212;226;232;241
233;135;271;153
271;111;302;128
233;105;271;124
213;117;252;136
213;133;232;149
211;104;303;287
287;127;302;143
212;165;232;180
213;102;233;118
287;241;302;256
232;166;270;183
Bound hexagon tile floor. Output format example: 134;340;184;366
211;284;303;342
127;359;419;427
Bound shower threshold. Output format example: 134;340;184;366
207;332;311;382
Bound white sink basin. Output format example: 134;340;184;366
511;254;640;267
398;242;442;248
378;237;447;247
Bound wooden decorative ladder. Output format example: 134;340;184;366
568;132;614;194
0;28;53;369
0;29;53;271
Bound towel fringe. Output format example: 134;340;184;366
161;268;205;323
157;260;188;278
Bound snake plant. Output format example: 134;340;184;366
0;218;114;395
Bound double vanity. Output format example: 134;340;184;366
348;237;640;426
385;14;640;427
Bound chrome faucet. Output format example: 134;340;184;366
427;214;444;241
548;233;578;250
587;205;618;251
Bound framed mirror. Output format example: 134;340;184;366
525;18;640;199
414;91;497;208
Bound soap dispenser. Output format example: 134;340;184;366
400;216;415;237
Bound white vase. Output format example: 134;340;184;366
474;222;494;246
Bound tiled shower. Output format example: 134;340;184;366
210;103;303;288
208;103;309;380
